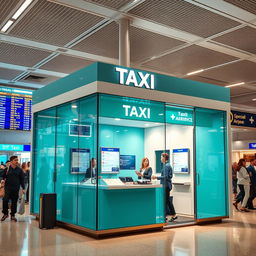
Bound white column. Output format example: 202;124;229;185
119;18;130;67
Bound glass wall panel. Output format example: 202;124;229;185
55;101;80;224
98;94;165;230
32;108;56;214
195;108;227;219
77;95;97;230
165;105;195;221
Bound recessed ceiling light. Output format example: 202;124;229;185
1;20;14;32
12;0;33;20
72;105;77;108
114;118;121;121
252;98;256;101
225;82;245;88
186;69;204;76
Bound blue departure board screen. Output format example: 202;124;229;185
0;89;32;131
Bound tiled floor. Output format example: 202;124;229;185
0;209;256;256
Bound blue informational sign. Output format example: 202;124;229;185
120;155;136;170
231;110;256;128
0;144;31;151
249;143;256;149
101;147;120;173
0;93;32;130
172;148;189;174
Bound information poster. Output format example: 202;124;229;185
173;148;189;174
71;148;90;174
69;124;91;137
120;155;136;170
101;147;120;173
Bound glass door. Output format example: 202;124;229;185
195;108;228;219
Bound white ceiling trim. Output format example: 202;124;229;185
0;79;43;89
0;62;28;72
130;17;202;42
189;0;256;24
47;0;116;18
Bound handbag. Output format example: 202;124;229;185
18;194;25;215
0;182;4;198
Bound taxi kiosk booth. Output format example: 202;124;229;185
31;62;230;237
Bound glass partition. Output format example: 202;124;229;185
32;108;56;213
195;108;227;219
98;94;165;229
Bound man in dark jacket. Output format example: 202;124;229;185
152;153;177;222
1;156;25;222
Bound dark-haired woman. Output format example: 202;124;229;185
233;159;250;212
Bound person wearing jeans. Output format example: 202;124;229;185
233;158;250;212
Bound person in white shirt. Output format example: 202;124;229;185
233;158;250;212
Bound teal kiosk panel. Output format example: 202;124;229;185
32;62;230;236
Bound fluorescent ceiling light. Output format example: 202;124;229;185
252;98;256;101
186;69;204;76
114;118;121;121
12;0;33;20
1;20;14;32
71;105;77;108
225;82;245;88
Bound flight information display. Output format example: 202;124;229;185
0;88;32;131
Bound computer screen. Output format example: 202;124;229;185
173;148;189;174
101;147;120;174
120;155;136;170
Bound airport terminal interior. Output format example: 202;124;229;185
0;0;256;255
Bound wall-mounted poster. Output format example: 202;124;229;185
120;155;136;170
173;148;189;174
71;148;90;174
101;147;120;174
69;124;91;137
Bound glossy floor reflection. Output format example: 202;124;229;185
1;209;256;256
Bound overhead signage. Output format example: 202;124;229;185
166;107;193;125
249;143;256;149
100;95;164;122
0;144;31;151
115;67;155;90
230;110;256;128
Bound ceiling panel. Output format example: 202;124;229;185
40;54;93;73
0;42;51;66
129;0;240;37
224;0;256;15
212;26;256;54
20;73;60;85
72;22;119;58
86;0;133;10
0;68;22;80
9;0;104;47
130;26;185;63
142;45;237;77
0;0;20;26
197;60;256;83
230;86;255;96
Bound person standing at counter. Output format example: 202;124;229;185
136;157;152;180
152;153;177;222
85;158;97;179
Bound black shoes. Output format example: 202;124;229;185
169;216;178;222
1;214;8;222
11;216;17;222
